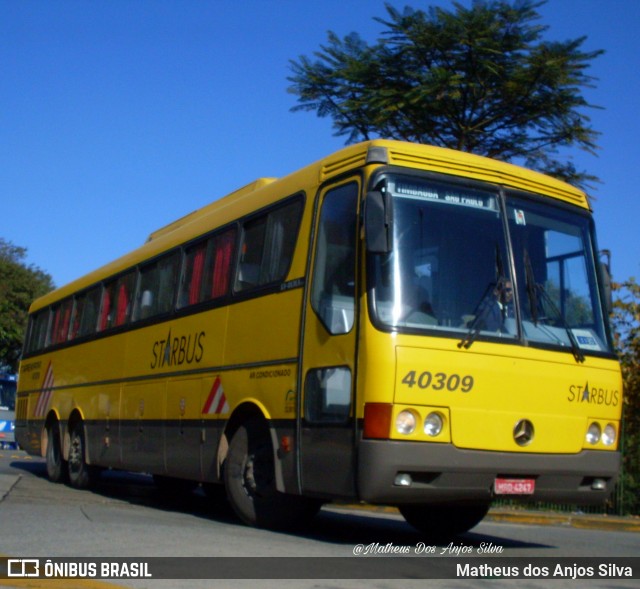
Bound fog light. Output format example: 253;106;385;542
591;478;607;491
602;424;617;446
394;473;413;487
424;412;444;437
396;410;417;435
586;422;601;445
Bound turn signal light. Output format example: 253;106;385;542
363;403;393;439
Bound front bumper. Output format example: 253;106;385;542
358;440;620;506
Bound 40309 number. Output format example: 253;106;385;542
401;370;474;393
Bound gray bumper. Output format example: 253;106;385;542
358;440;620;506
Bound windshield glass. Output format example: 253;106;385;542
370;175;516;339
506;195;610;353
368;174;612;355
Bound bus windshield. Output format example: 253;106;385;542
369;174;612;355
506;194;610;354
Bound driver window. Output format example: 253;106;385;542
311;182;358;335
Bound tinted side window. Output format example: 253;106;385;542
114;272;136;327
27;310;50;353
134;251;181;320
98;271;136;332
182;241;208;307
69;294;86;340
78;286;102;337
311;183;358;334
207;229;236;299
49;299;73;345
235;216;267;291
180;227;236;308
235;198;303;292
98;281;117;332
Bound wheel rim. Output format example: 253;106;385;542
241;446;271;499
68;431;82;477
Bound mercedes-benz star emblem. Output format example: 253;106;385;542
513;419;534;446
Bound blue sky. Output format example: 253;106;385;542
2;0;639;289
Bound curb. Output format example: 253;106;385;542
485;509;640;533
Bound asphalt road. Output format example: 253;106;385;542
0;449;638;589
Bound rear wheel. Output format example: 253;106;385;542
45;421;67;483
67;424;98;489
224;420;321;529
399;502;490;539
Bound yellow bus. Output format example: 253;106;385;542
16;140;622;536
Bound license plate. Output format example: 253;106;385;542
494;478;535;495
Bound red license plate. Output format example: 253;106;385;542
494;478;535;495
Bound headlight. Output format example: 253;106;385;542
602;424;617;446
424;412;444;437
586;422;601;445
396;410;417;435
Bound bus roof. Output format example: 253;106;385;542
30;140;588;311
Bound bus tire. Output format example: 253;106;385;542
45;421;68;484
399;502;490;538
224;420;320;529
67;423;97;489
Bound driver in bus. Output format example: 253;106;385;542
484;280;514;332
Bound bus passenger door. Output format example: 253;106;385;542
300;180;360;498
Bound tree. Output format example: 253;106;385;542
0;239;54;371
288;0;603;189
611;278;640;514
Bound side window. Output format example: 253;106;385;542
114;272;136;327
69;294;86;340
182;241;208;307
207;229;236;299
98;274;134;332
304;367;352;424
235;198;303;292
78;286;102;337
49;298;73;345
235;216;266;291
311;183;358;334
134;251;181;320
27;309;50;353
98;281;117;332
180;227;236;308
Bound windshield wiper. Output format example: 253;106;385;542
523;250;539;325
457;281;499;350
523;249;585;363
458;246;509;350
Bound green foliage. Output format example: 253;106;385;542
0;239;54;371
288;0;603;190
611;278;640;514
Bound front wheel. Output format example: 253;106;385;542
399;502;490;539
67;424;98;489
224;420;321;529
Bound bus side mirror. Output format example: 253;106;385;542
365;191;391;253
599;250;613;314
601;263;613;315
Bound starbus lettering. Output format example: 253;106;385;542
567;381;619;406
150;330;205;369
